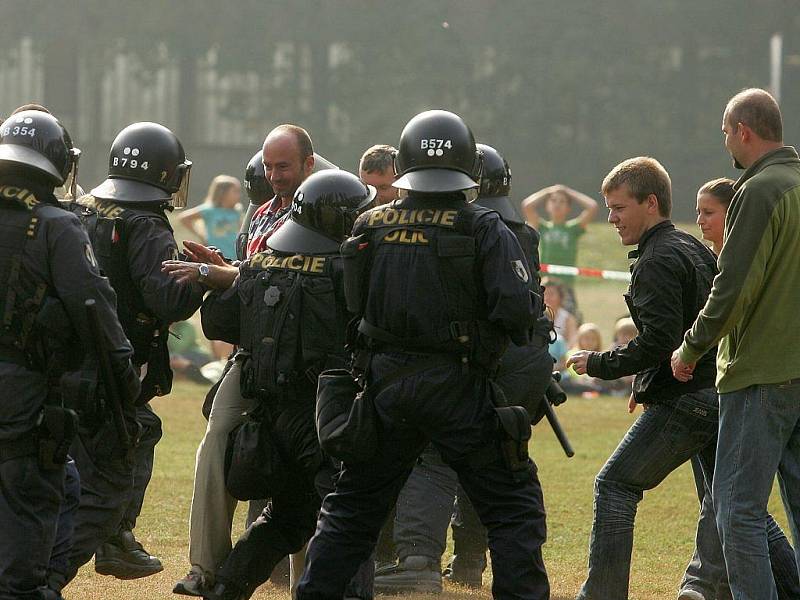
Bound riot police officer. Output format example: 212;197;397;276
0;110;139;599
296;110;550;600
373;142;553;593
446;143;553;586
64;122;204;581
198;169;375;600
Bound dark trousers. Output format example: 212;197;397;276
216;400;374;599
46;457;81;592
123;403;162;528
376;342;552;567
0;454;64;600
64;423;134;583
297;353;549;600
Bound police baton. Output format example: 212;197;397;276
543;375;575;458
84;299;132;451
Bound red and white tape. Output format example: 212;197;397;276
541;263;631;282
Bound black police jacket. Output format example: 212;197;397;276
73;196;204;362
0;178;135;439
586;220;718;405
352;193;538;353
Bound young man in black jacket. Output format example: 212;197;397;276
566;157;720;600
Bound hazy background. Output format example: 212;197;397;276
1;0;798;219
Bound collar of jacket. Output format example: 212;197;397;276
0;176;58;207
627;219;674;264
734;146;800;190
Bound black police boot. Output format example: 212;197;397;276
37;587;64;600
94;523;163;579
374;555;443;594
443;554;486;588
202;581;247;600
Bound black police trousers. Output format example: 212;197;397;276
453;341;553;562
63;422;135;583
215;398;373;599
0;453;64;600
296;351;550;600
124;403;162;528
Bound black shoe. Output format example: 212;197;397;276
37;587;64;600
443;554;486;588
203;582;246;600
374;555;443;594
95;527;163;580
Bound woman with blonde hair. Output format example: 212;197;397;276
179;175;242;259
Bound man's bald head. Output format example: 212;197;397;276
264;124;313;163
262;124;315;203
724;88;783;142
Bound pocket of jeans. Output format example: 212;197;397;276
760;383;800;415
660;391;718;456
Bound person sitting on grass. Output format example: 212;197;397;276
543;277;578;349
561;323;604;396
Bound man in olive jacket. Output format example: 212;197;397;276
673;88;800;600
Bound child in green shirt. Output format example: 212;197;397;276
522;184;598;310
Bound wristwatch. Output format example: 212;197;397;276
197;263;210;284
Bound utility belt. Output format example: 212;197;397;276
239;351;320;409
356;318;507;373
0;405;78;469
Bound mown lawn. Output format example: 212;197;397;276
68;381;791;600
69;220;787;599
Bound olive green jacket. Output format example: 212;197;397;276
678;146;800;393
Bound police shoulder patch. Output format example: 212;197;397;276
512;259;529;283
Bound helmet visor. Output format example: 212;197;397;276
393;168;479;193
170;160;192;209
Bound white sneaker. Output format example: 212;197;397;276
173;568;209;597
677;590;706;600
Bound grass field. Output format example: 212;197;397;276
67;219;790;599
68;383;792;600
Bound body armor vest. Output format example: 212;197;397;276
69;197;169;364
342;201;504;360
0;188;48;366
237;250;347;400
0;186;77;375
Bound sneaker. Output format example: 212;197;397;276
174;568;208;596
677;590;706;600
374;555;443;594
94;527;163;579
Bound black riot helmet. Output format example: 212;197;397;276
267;170;376;254
393;110;481;194
243;151;273;206
0;110;81;191
474;143;521;223
91;122;192;207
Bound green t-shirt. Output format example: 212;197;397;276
538;218;585;285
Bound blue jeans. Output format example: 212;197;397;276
714;382;800;600
576;389;719;600
681;454;800;599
